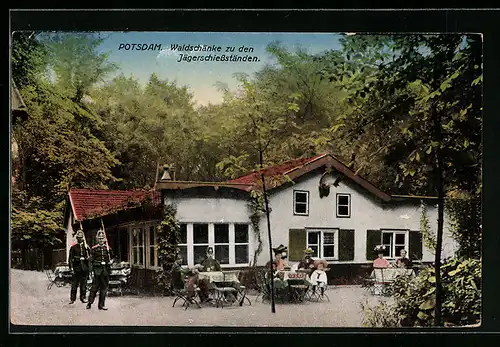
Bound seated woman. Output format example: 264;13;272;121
199;246;222;272
171;253;212;303
373;251;391;268
310;260;328;295
395;249;412;269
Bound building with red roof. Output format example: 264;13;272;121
64;153;457;287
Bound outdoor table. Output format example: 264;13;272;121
198;271;242;308
277;271;314;303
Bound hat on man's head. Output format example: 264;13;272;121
304;248;314;254
272;244;287;254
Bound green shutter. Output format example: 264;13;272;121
338;229;355;261
409;230;423;261
366;229;382;261
288;229;306;261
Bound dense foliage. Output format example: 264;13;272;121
155;203;181;295
361;257;481;327
11;32;481;319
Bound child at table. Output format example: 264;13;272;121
310;259;328;295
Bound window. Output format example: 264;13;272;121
234;224;249;264
336;194;351;218
293;190;309;215
306;229;338;260
214;224;229;264
178;224;188;265
148;225;157;267
381;230;408;258
193;223;209;264
131;227;145;266
178;223;252;267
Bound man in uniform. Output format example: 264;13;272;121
87;230;113;310
68;229;90;304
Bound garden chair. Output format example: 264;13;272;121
45;268;65;290
171;270;201;310
306;281;330;302
213;270;239;309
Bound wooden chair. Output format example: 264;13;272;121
45;269;65;290
213;270;239;309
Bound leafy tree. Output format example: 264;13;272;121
331;34;482;326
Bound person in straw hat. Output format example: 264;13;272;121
68;229;90;304
297;248;316;272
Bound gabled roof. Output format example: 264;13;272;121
156;153;393;202
68;188;161;221
229;154;327;185
227;153;392;201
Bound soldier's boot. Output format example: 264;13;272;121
87;290;96;309
69;288;77;304
98;290;108;310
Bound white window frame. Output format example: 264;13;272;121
180;222;252;267
178;223;189;266
130;226;145;267
128;221;161;269
192;223;210;265
293;190;309;216
306;229;339;261
234;223;250;265
214;223;230;265
381;229;409;259
336;193;351;218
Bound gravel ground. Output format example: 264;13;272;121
10;269;387;327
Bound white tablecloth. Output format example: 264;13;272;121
198;271;240;283
370;268;416;282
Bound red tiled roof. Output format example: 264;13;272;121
228;154;328;185
69;188;161;221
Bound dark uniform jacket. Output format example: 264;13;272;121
90;244;113;276
68;242;91;272
200;257;222;272
297;258;316;271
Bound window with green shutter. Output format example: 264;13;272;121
366;229;382;261
339;229;355;261
288;229;306;261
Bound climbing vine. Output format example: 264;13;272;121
155;202;181;295
249;189;265;266
420;200;437;252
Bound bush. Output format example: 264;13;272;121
361;257;481;327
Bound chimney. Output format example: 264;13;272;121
160;164;176;181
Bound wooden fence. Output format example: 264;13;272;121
11;247;66;271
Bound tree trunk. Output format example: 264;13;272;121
433;103;445;327
259;149;275;314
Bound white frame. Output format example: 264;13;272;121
127;221;162;269
177;222;252;267
192;223;210;265
336;193;351;218
234;223;250;265
381;230;409;259
178;223;189;266
214;223;230;265
306;229;339;261
293;190;309;216
130;226;145;266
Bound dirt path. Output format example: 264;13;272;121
10;269;385;327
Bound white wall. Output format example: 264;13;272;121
164;195;258;266
65;212;74;262
255;171;456;266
